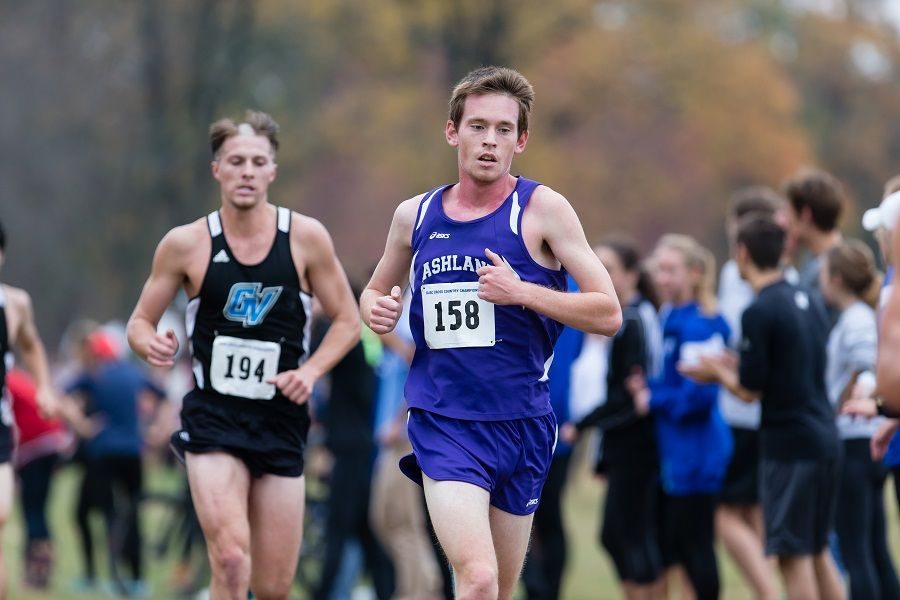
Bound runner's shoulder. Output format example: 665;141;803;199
528;184;571;216
395;193;428;231
156;219;209;262
286;211;333;254
1;283;32;314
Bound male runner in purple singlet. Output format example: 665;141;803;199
361;67;622;600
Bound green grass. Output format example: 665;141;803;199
4;453;900;599
5;461;188;600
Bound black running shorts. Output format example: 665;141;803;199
171;391;310;478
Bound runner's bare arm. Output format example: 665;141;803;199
127;227;192;368
269;216;359;404
878;223;900;411
7;287;56;415
360;197;420;334
477;188;622;335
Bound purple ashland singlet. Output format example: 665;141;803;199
405;177;567;421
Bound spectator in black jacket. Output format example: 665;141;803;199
561;238;664;600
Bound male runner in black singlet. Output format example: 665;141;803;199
127;112;359;600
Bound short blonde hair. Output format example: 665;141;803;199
209;110;279;158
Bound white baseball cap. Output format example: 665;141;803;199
862;190;900;231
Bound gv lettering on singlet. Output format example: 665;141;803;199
214;282;283;399
422;282;495;349
223;282;283;327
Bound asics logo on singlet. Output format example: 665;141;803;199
526;498;539;508
223;282;283;327
429;232;451;239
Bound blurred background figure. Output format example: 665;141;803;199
858;179;900;510
820;240;900;600
783;169;847;326
370;289;443;600
561;238;665;600
64;328;167;597
310;297;394;600
7;367;70;590
522;274;585;600
628;234;733;600
715;187;787;600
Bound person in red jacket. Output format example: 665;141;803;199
7;369;70;589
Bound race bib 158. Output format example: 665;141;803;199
422;282;495;349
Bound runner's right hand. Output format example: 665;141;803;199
369;286;403;334
147;329;179;368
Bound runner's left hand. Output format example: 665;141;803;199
268;367;317;405
477;248;522;305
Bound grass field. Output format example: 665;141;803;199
4;448;900;599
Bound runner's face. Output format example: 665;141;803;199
212;134;277;210
447;93;528;184
653;247;691;304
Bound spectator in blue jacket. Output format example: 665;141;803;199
627;234;733;600
66;329;166;597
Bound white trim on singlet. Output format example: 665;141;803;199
300;291;313;359
207;211;223;237
185;298;200;338
501;256;522;280
415;188;441;231
277;206;290;233
509;191;521;235
409;251;418;292
184;297;203;388
539;352;554;382
192;357;205;390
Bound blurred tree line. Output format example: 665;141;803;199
2;0;900;346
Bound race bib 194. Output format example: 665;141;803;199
210;336;281;400
422;282;495;349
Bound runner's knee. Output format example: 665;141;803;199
210;542;250;589
252;581;291;600
457;561;498;599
